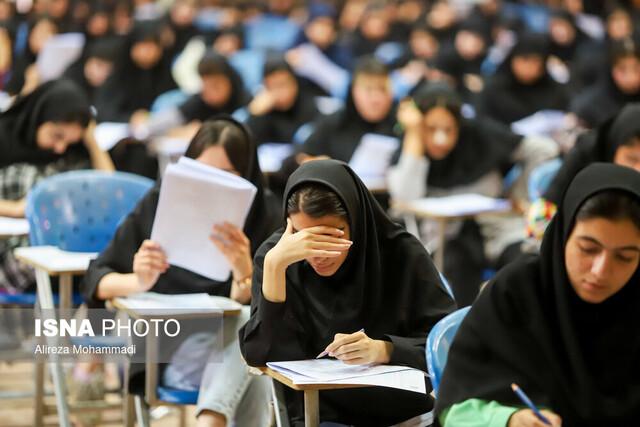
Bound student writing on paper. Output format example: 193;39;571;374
245;55;320;146
526;103;640;242
0;79;113;293
240;160;456;426
387;82;559;306
436;164;640;427
81;118;280;427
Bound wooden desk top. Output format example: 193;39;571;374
251;366;373;392
0;216;29;238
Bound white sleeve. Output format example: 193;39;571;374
171;37;206;95
509;135;560;201
387;152;429;201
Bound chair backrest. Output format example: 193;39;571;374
25;170;154;252
426;306;471;395
527;158;562;202
228;49;266;93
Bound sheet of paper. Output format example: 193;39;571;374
257;143;294;173
113;292;241;315
150;157;257;281
510;110;566;137
267;359;426;394
348;134;400;189
94;122;131;151
0;216;29;236
36;33;85;82
408;194;511;217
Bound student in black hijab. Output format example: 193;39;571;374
527;103;640;240
246;56;320;145
62;37;119;103
436;163;640;426
1;79;113;292
239;159;456;426
570;38;640;128
480;32;571;125
81;117;280;426
389;82;559;306
93;19;177;123
134;51;250;138
297;56;396;162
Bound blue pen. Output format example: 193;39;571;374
511;383;552;426
316;328;365;359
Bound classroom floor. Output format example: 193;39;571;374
0;362;197;426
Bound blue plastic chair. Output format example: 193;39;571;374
26;170;154;253
150;89;189;114
439;272;455;300
243;15;300;52
228;49;266;94
375;41;406;64
527;158;562;202
426;306;471;395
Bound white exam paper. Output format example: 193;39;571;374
348;134;400;188
150;157;257;281
0;216;30;236
408;194;511;217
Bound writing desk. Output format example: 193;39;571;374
110;295;242;411
391;196;513;271
250;365;371;427
0;216;30;238
12;246;97;427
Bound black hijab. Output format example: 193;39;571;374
177;51;250;123
81;115;281;306
435;163;640;425
482;31;570;124
0;79;90;168
93;19;177;122
544;103;640;204
395;82;522;189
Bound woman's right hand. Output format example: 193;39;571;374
397;99;423;133
265;219;352;271
133;240;169;291
508;409;562;427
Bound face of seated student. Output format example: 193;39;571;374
87;12;110;38
36;122;85;154
305;16;336;50
213;33;241;57
360;10;389;42
29;18;57;55
607;11;633;41
84;57;114;88
612;56;640;95
130;39;163;70
511;54;545;85
455;30;485;61
614;138;640;173
289;212;351;277
548;17;576;47
410;29;439;61
352;74;392;123
565;217;640;304
195;144;239;176
265;69;298;111
421;106;459;160
200;74;232;107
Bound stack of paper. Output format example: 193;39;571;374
94;122;131;151
151;157;257;281
407;194;511;217
114;292;242;315
510;110;566;137
267;359;427;394
348;134;400;190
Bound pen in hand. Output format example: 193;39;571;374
511;383;552;426
316;328;365;359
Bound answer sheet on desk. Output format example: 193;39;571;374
267;359;427;393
